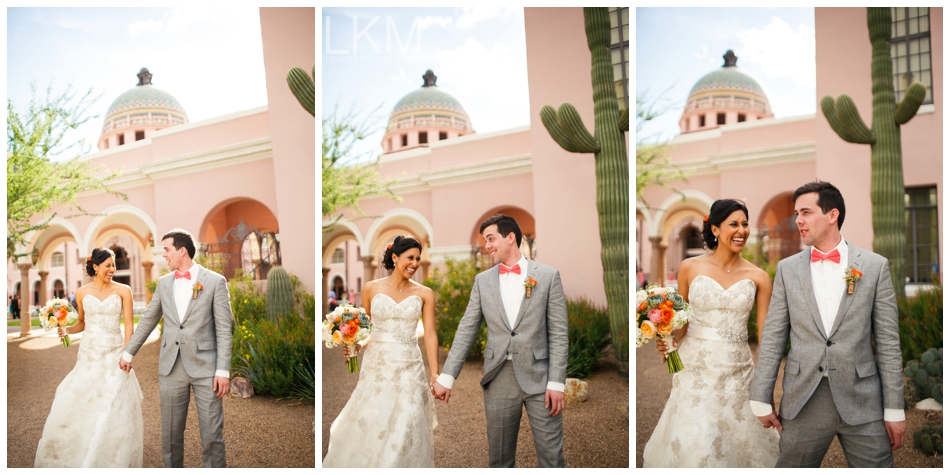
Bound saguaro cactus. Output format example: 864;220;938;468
820;7;926;299
287;64;315;116
266;266;295;320
540;7;629;376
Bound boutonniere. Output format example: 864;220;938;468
524;277;538;298
844;267;862;295
192;282;204;299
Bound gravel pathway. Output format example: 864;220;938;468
7;329;315;468
636;343;943;468
322;340;629;467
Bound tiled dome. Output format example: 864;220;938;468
685;50;770;112
387;70;472;134
103;68;188;127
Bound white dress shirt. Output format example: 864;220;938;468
437;256;564;393
751;237;903;421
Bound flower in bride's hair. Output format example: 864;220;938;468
647;308;661;323
640;321;657;339
657;321;673;337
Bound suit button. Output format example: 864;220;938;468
506;351;510;356
180;325;184;330
511;332;515;336
826;341;832;347
819;366;824;372
175;341;179;345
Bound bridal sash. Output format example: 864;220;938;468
687;324;748;343
372;331;418;344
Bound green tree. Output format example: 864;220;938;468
322;105;400;232
7;83;126;258
635;90;688;208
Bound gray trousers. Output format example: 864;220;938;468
482;361;565;468
159;355;226;467
778;378;893;467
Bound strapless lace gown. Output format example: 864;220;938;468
643;276;779;467
34;294;144;467
323;294;437;467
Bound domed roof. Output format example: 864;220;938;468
103;68;188;126
686;50;770;106
387;70;472;133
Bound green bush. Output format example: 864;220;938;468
741;243;775;344
913;423;943;456
422;258;487;359
898;278;943;363
566;296;611;378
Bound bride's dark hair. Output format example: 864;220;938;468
701;199;749;250
85;248;116;277
381;235;422;271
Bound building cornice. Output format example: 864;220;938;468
651;141;816;177
380;125;531;163
384;153;532;196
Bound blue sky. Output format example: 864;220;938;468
321;7;528;164
7;7;268;158
637;7;816;143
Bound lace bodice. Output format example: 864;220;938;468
82;294;123;334
371;294;423;339
687;275;756;334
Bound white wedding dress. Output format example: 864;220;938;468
35;294;144;467
323;294;437;467
643;275;779;467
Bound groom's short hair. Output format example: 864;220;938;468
793;181;846;229
480;214;522;247
162;228;197;258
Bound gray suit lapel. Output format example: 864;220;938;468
512;260;536;331
797;249;828;339
486;266;511;331
180;267;207;324
828;242;860;338
164;275;181;324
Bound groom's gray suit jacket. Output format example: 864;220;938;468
442;259;568;395
125;266;233;378
750;242;903;426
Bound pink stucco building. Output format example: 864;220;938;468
8;8;315;334
637;7;942;296
322;7;630;313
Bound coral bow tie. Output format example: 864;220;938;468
499;264;521;275
174;271;191;279
811;248;840;264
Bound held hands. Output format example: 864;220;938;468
884;420;906;450
545;389;565;416
756;401;783;433
431;381;451;404
118;358;132;373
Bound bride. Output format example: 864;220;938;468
643;199;780;467
35;247;144;467
323;235;440;467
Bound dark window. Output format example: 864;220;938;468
118;134;125;146
419;131;428;144
135;130;145;141
717;113;726;125
401;134;407;147
891;7;933;104
608;7;629;109
905;186;939;283
738;114;746;122
699;115;706;127
439;131;447;140
332;248;345;264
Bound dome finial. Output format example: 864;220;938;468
137;68;153;86
422;70;437;87
722;50;738;68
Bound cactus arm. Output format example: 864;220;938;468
834;95;875;144
540;105;582;153
894;82;927;125
556;102;601;153
618;108;628;132
821;95;859;143
287;65;315;116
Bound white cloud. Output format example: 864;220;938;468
416;15;453;29
693;44;708;60
126;20;164;36
455;7;520;30
737;17;816;88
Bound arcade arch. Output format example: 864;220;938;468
200;198;281;280
470;206;536;270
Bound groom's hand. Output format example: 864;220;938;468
432;381;451;404
213;376;230;398
885;420;906;450
119;359;132;373
756;412;782;433
545;390;565;416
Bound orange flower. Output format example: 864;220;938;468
640;321;657;339
637;302;647;311
347;323;360;336
852;269;862;278
660;307;674;324
657;321;673;336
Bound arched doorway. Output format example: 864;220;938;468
759;192;801;264
201;198;281;280
470;206;537;271
322;219;364;316
53;279;65;299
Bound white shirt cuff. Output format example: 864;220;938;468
883;408;905;422
547;381;565;393
750;400;774;417
215;370;231;379
436;373;455;389
122;351;134;363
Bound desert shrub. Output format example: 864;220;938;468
422;258;487;359
898;277;943;363
565;296;611;378
740;243;775;344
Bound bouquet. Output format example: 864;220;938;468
323;303;374;373
39;299;79;348
636;285;690;373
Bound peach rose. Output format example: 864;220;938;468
640;321;657;339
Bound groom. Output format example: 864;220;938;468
119;229;233;467
750;181;905;467
433;214;568;467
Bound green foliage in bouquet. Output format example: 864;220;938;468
913;423;943;457
422;258;487;359
898;278;943;363
903;347;943;404
266;266;294;321
565;296;612;378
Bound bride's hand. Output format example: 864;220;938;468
656;338;677;359
57;327;67;338
342;344;361;359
